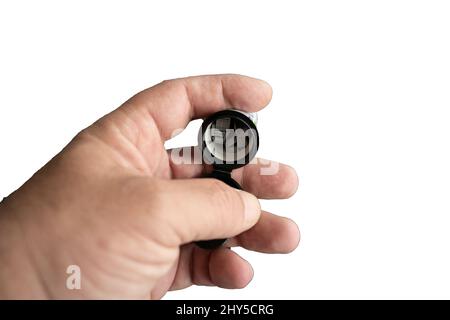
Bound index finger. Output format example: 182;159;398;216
123;74;273;140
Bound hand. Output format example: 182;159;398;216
0;74;300;299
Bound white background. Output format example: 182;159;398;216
1;1;450;299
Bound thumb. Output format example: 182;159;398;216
156;178;261;246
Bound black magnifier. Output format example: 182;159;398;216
196;109;259;249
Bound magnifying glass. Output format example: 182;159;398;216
196;109;259;249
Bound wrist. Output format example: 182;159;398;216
0;202;49;299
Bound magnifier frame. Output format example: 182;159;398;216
196;109;259;250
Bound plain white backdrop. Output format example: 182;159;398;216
1;1;450;299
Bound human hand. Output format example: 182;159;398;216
0;74;299;299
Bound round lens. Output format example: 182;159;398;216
204;116;256;164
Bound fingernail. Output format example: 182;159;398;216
238;190;261;225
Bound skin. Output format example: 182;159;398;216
0;74;300;299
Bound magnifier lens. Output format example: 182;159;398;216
204;116;256;164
